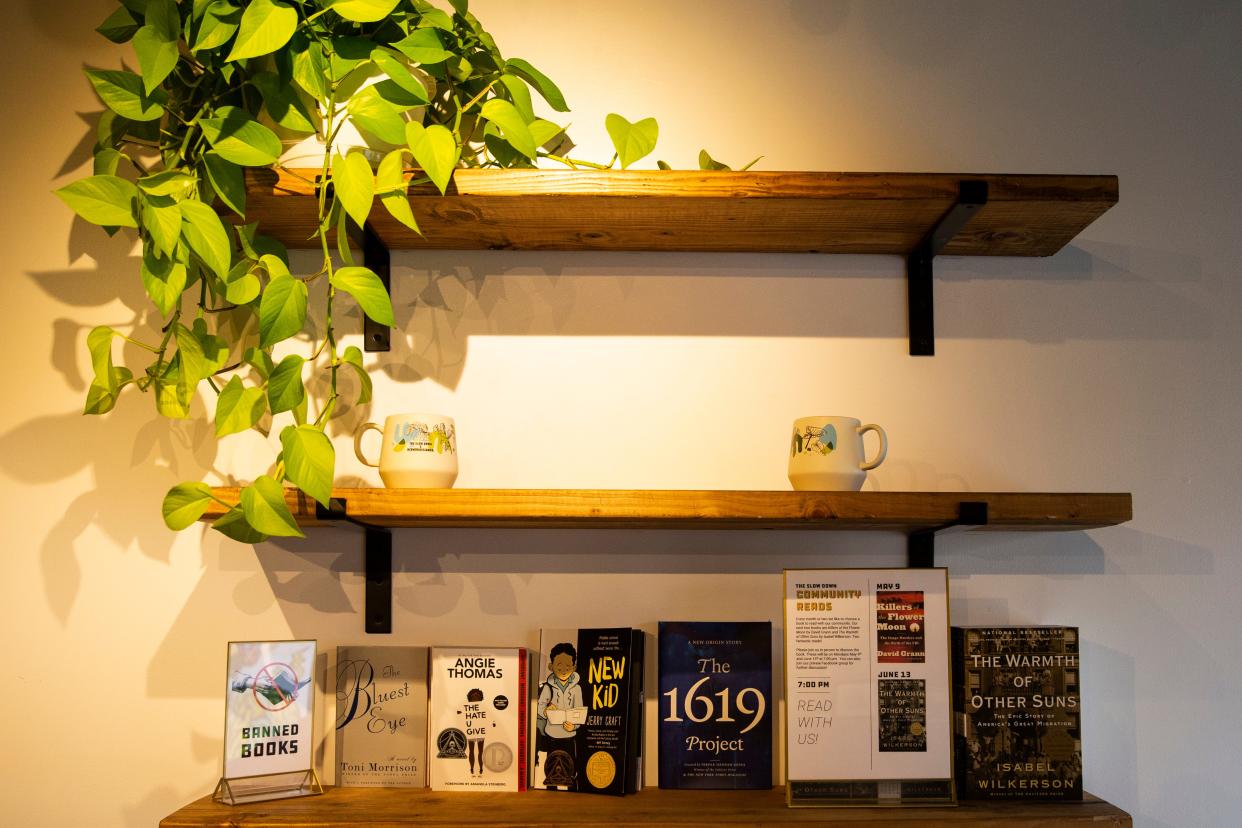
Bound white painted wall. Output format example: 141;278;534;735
3;1;1239;825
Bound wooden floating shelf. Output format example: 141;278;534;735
161;786;1132;827
248;169;1118;255
201;488;1132;531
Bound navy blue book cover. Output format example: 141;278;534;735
658;622;772;789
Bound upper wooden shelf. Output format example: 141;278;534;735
162;785;1132;827
249;169;1118;255
201;488;1131;531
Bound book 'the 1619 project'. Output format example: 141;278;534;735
658;621;772;789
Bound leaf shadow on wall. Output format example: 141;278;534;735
12;216;231;625
0;396;221;626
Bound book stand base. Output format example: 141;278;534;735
213;769;322;806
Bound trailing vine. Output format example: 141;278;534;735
56;0;756;540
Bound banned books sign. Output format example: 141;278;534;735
783;569;953;806
222;640;316;782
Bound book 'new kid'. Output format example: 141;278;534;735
531;628;644;795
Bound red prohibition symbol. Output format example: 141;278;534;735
253;662;298;712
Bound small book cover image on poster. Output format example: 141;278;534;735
531;628;644;796
876;590;926;663
427;647;528;792
877;679;927;752
953;626;1083;801
658;621;773;790
335;646;429;787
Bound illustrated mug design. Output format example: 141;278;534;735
355;413;458;488
788;416;887;491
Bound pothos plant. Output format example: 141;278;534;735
57;0;758;542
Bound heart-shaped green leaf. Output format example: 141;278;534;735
280;424;335;507
55;175;138;228
86;325;114;375
85;69;166;121
371;48;431;103
267;354;306;415
179;199;233;280
499;75;535;123
137;170;197;197
251;71;316;135
202;151;246;217
199;106;281;167
140;194;182;258
417;8;454;32
97;6;140;44
145;0;181;40
481;98;537;159
292;40;330;99
212;507;269;542
332;151;375;228
155;355;192;419
223;260;260;305
215;375;268;437
227;0;297;62
341;345;373;405
193;1;241;52
408;123;458;195
141;248;188;315
93;149;126;177
606;113;659;169
347;87;408;146
162;482;216;530
503;58;569;112
377;149;419;233
240;474;304;537
331;266;394;327
698;149;729;171
329;0;399;23
259;273;308;347
133;25;180;95
392;27;452;65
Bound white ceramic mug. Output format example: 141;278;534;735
788;416;887;491
354;413;458;488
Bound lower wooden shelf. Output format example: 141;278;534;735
160;786;1131;827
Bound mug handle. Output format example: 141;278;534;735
858;423;888;471
353;422;383;468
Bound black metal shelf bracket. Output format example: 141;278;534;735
346;221;393;353
907;501;989;568
316;498;392;634
907;180;989;356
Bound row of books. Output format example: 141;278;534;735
334;618;1081;802
336;622;771;795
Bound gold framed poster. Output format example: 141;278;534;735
214;639;322;805
783;569;954;806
